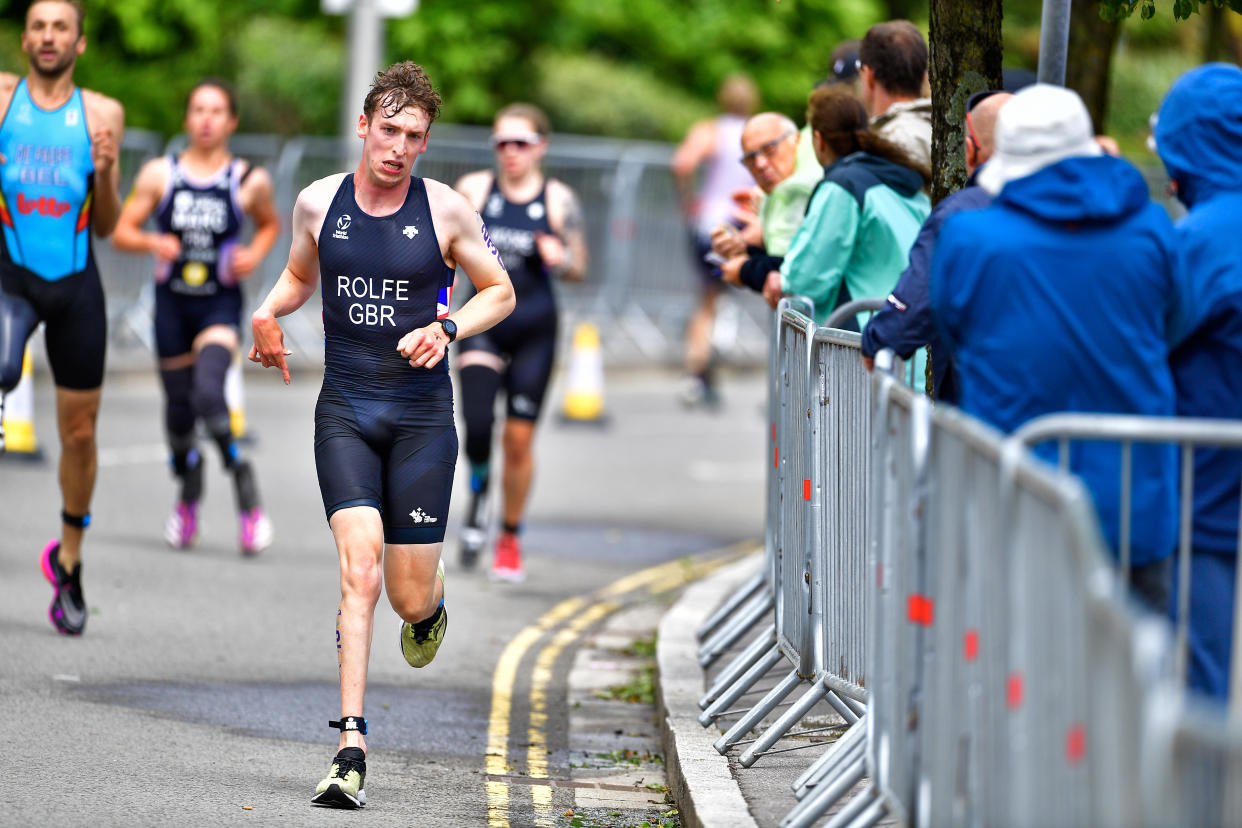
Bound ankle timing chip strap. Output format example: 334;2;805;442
61;510;91;529
329;716;368;735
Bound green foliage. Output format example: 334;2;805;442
1099;0;1242;19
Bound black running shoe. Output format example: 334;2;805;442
311;747;366;808
40;540;86;635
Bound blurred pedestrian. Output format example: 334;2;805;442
454;103;588;580
860;90;1011;400
672;73;759;407
0;0;125;636
715;112;818;308
858;20;932;169
931;84;1186;615
779;86;930;328
113;79;280;555
1154;62;1242;700
249;61;514;809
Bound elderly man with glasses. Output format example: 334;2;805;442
714;112;822;307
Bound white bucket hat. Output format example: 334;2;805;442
977;83;1102;196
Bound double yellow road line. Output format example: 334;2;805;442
484;543;754;827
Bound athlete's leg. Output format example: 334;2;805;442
457;348;505;566
55;386;101;571
328;504;386;755
683;281;721;405
384;541;445;623
159;352;203;547
501;418;536;530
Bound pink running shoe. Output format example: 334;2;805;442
489;533;526;583
164;501;199;549
239;507;273;556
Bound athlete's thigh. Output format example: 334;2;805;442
315;387;385;520
190;291;242;353
503;319;558;421
382;394;458;546
44;269;107;391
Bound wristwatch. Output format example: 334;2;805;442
437;317;457;342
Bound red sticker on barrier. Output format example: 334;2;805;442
1066;724;1086;764
907;594;933;626
964;629;979;661
1007;673;1024;710
803;479;811;500
771;423;776;442
774;447;779;469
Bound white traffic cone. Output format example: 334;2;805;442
225;350;247;441
1;346;43;460
560;321;606;423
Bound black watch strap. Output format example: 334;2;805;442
438;318;457;342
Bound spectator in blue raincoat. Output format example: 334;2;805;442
1154;63;1242;701
930;84;1186;615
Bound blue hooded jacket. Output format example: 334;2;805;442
931;155;1184;567
1156;63;1242;558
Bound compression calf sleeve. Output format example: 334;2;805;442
160;366;195;436
192;345;239;469
460;364;503;465
0;293;39;392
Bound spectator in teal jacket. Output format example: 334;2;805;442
779;86;930;330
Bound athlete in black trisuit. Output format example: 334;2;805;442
113;79;280;555
0;0;125;636
454;103;588;581
249;62;513;809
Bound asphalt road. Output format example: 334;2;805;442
1;363;766;826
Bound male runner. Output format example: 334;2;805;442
249;61;513;809
0;0;124;635
113;79;279;555
454;103;588;580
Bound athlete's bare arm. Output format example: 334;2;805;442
233;166;280;279
397;178;515;370
82;89;125;237
453;170;492;211
111;157;180;260
250;174;341;384
544;178;588;282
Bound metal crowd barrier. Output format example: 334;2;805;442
765;350;1242;828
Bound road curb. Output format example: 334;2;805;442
657;552;762;828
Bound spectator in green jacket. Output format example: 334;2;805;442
779;86;930;329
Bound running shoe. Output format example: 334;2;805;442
39;540;86;636
311;747;366;809
400;560;446;668
164;500;199;549
239;507;273;556
490;533;526;583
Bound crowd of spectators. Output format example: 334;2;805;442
694;22;1242;704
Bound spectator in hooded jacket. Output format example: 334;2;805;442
1154;63;1242;701
858;20;932;170
780;86;930;329
860;89;1010;401
931;84;1187;615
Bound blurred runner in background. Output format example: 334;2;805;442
113;78;280;555
454;103;588;581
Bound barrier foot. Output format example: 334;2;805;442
699;644;782;727
699;623;776;710
740;680;829;767
840;693;866;719
823;784;877;828
714;668;803;754
823;689;861;726
839;793;886;828
794;717;866;798
696;570;765;642
697;590;773;668
780;749;867;828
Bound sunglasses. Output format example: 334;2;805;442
490;134;541;151
741;130;796;166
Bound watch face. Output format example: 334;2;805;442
440;318;457;340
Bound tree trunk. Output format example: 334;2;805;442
928;0;1003;204
1065;2;1122;133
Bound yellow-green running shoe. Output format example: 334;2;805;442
400;560;447;668
311;747;366;808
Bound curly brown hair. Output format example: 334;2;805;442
363;61;442;123
806;86;930;186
